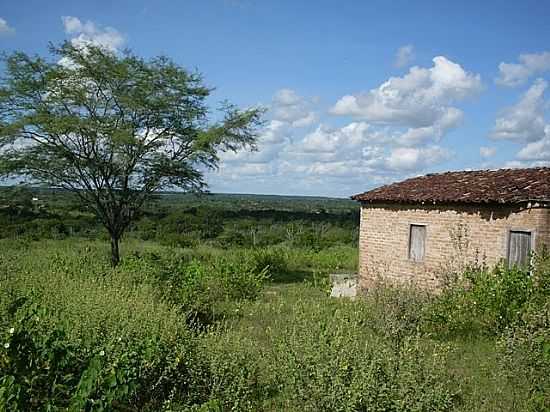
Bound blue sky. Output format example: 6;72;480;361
2;0;550;197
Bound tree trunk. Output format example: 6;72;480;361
110;235;120;267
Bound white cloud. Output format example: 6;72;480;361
496;52;550;87
517;126;550;161
394;45;415;68
479;146;496;159
299;122;372;154
491;78;547;142
219;162;274;177
331;56;482;128
273;88;302;106
0;17;15;36
398;107;463;146
61;16;125;53
211;65;473;196
271;88;317;127
492;77;550;164
385;146;449;171
283;121;448;175
220;120;289;164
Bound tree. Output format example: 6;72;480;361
0;186;34;216
0;43;264;266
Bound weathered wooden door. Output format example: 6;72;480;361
507;231;531;268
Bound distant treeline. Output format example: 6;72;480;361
0;186;360;250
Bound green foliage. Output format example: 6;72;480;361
0;186;34;216
0;42;264;265
249;247;290;278
195;332;266;412
0;304;83;411
424;260;544;337
153;254;270;325
495;249;550;410
498;301;550;411
0;241;213;411
190;285;459;412
266;304;458;411
2;191;549;412
0;300;209;411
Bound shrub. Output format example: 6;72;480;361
424;263;535;337
211;255;269;302
364;285;429;349
498;301;550;410
250;247;290;279
146;254;270;326
194;331;266;412
496;249;550;410
264;297;460;411
0;304;83;411
0;301;209;411
0;242;212;411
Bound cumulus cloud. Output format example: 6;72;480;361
517;126;550;161
331;56;482;125
0;17;15;36
271;88;317;127
496;51;550;87
304;56;477;177
283;121;449;176
216;58;479;194
479;146;496;159
212;58;481;195
220;120;289;164
61;16;125;53
299;122;372;154
330;56;481;148
492;77;550;164
491;78;547;142
394;45;415;68
385;146;449;171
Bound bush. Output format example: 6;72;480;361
424;263;536;337
0;300;209;411
194;331;266;412
263;296;459;411
364;285;429;349
498;301;550;411
1;304;84;411
122;250;272;327
496;249;550;410
0;242;212;411
250;247;290;279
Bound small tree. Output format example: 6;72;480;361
0;43;264;266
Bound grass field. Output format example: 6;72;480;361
0;192;549;411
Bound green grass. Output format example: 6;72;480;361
208;282;527;411
1;238;548;411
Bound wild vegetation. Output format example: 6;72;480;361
0;43;263;266
0;189;549;411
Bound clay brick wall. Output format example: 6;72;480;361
358;203;550;291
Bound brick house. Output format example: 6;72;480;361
352;168;550;290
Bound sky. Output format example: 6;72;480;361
2;0;550;197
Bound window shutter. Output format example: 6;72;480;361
508;231;531;268
409;225;426;262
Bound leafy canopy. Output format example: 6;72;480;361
0;42;264;264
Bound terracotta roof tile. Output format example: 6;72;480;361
352;168;550;205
